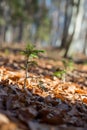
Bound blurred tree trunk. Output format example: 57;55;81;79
1;25;6;43
83;29;87;55
0;26;4;43
64;0;81;57
61;0;72;49
17;21;24;42
49;0;60;46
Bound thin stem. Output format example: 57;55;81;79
24;56;29;88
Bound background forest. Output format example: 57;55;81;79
0;0;87;57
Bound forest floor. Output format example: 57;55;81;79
0;45;87;130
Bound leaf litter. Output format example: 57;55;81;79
0;52;87;130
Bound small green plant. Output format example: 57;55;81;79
54;69;66;82
22;43;45;88
62;59;74;71
53;59;74;82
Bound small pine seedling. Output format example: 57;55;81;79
22;43;45;88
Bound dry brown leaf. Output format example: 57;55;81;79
75;89;87;94
82;98;87;104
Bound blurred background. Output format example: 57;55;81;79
0;0;87;57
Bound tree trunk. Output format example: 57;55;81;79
61;0;73;49
64;0;81;57
83;29;87;55
17;21;24;42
